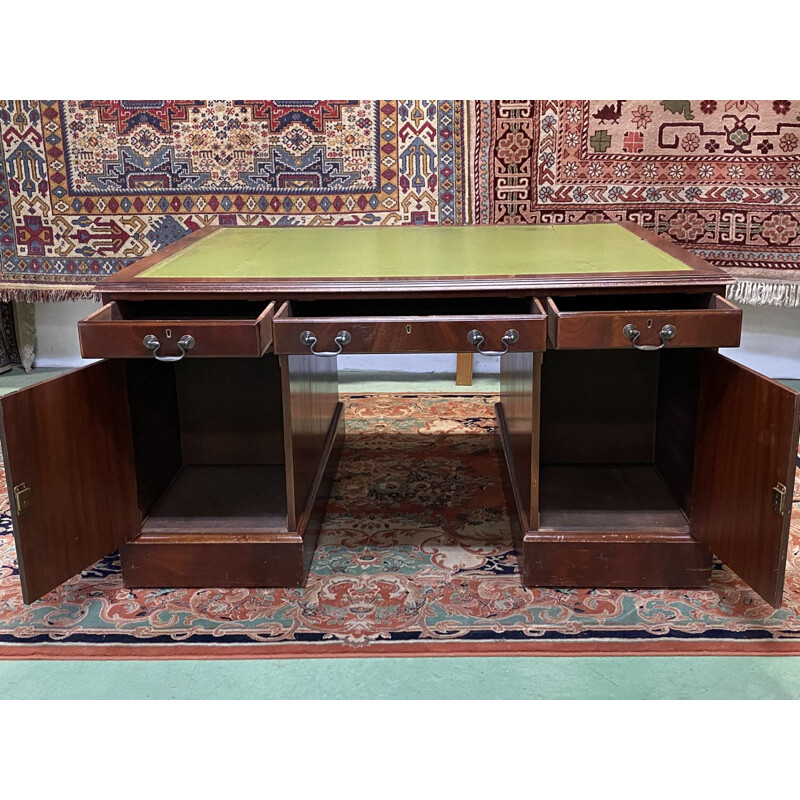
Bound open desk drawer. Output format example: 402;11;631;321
271;297;547;356
79;300;276;359
545;293;742;350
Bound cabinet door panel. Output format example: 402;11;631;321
0;362;139;603
693;354;800;607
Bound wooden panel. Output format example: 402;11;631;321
692;354;800;608
540;350;659;464
499;351;541;527
296;402;345;576
518;532;712;589
0;362;139;603
546;293;741;350
281;353;340;530
654;349;700;517
455;353;473;386
121;536;306;587
176;357;284;465
272;299;547;355
495;403;528;556
78;301;275;358
126;360;183;518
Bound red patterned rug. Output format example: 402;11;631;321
474;100;800;307
1;394;800;660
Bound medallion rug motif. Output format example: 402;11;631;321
1;394;799;659
2;100;799;304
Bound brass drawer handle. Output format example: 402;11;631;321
623;323;676;351
143;334;195;362
300;330;351;357
467;328;519;357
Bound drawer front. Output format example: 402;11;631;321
546;294;742;350
272;299;547;356
78;302;275;359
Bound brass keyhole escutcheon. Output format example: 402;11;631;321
647;319;653;329
406;325;412;334
166;328;172;339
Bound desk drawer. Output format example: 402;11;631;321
272;297;547;356
79;301;276;359
546;293;742;350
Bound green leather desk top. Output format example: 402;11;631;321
136;224;692;280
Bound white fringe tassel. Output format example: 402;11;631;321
726;280;800;309
13;302;36;374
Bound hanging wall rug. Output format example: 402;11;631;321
1;100;799;305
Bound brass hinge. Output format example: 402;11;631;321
772;482;788;516
14;483;31;516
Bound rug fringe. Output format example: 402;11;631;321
0;287;100;302
2;280;800;310
726;279;800;308
12;302;36;373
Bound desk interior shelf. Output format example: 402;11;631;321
538;464;690;533
141;465;288;535
537;347;698;532
125;354;286;530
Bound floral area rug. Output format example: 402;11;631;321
1;394;800;659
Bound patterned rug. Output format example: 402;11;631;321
1;394;800;659
2;100;800;304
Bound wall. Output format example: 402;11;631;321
32;299;800;379
719;305;800;378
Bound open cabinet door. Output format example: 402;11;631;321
0;362;139;603
693;354;800;608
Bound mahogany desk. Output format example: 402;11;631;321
2;222;798;608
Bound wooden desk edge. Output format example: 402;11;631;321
94;221;735;300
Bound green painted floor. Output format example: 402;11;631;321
3;656;800;700
2;365;800;699
339;370;499;394
0;366;68;396
0;366;495;397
